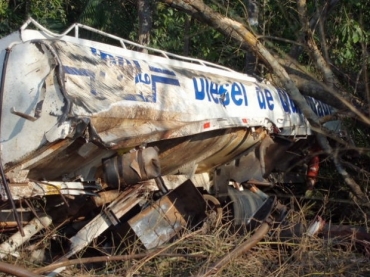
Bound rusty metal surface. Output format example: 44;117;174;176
0;41;66;169
0;19;338;185
0;19;355;277
128;180;206;249
57;184;148;262
129;195;187;249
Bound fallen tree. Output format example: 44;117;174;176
159;0;370;204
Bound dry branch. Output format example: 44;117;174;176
160;0;369;203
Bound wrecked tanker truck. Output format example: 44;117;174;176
0;18;343;269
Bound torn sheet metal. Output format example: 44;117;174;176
0;19;351;277
0;18;338;181
0;41;65;167
57;184;148;261
103;146;161;189
128;179;206;249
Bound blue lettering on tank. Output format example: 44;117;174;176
204;79;211;101
316;101;324;117
149;66;176;76
67;47;181;102
231;83;243;106
305;96;332;116
241;83;248;106
210;82;220;104
135;73;151;84
101;52;115;64
194;78;206;100
150;75;180;102
134;66;180;102
220;83;230;105
256;86;266;109
90;47;99;57
277;89;290;113
90;47;141;70
63;66;96;95
322;103;332;115
277;88;302;114
193;77;248;106
133;60;141;69
289;97;298;113
264;89;274;110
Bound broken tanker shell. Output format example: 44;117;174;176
128;180;206;249
0;18;354;275
0;18;339;183
102;146;161;189
228;186;275;231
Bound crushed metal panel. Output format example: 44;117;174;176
128;195;187;249
58;184;147;261
1;42;66;167
128;179;206;249
103;147;161;189
51;40;319;136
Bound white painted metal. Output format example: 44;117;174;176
1;42;65;165
0;19;341;274
0;18;338;182
0;215;52;259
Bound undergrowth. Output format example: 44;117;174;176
1;199;369;277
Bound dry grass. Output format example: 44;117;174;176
1;201;370;277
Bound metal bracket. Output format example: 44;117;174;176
11;107;37;121
213;166;230;203
103;208;120;226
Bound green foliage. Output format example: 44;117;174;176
0;1;21;37
327;2;369;70
0;0;137;43
0;0;7;16
0;0;67;37
148;4;185;52
149;3;248;72
71;0;136;45
29;0;66;24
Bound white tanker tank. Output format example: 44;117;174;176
0;18;342;263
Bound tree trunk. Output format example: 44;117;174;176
159;0;369;203
137;0;152;53
159;0;369;117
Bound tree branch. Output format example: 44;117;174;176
161;0;370;119
296;0;338;89
160;0;369;203
315;0;330;63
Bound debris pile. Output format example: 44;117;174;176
0;18;368;276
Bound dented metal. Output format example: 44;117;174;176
128;179;206;249
0;18;349;272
